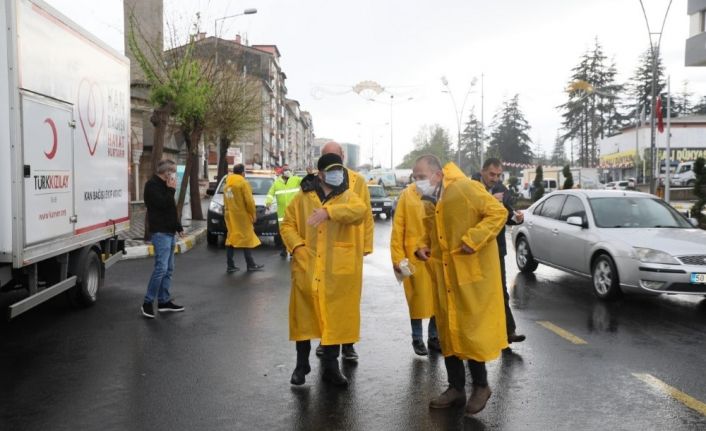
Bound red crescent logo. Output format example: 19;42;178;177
44;118;58;159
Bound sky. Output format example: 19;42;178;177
46;0;706;169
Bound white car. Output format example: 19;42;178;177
511;190;706;299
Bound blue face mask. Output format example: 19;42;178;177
324;170;344;187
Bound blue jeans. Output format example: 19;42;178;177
411;316;438;341
144;232;176;304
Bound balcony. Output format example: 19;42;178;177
686;31;706;66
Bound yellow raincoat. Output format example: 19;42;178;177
421;163;508;361
281;181;367;344
223;174;261;248
347;169;374;254
390;184;434;319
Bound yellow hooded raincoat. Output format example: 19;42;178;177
390;184;434;319
281;180;367;345
223;174;261;248
421;163;508;362
347;169;374;254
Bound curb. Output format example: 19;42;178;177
121;227;208;260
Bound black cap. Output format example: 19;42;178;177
317;153;344;171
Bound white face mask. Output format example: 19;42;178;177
415;179;435;196
283;170;292;178
324;170;344;187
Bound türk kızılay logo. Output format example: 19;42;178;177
77;78;104;156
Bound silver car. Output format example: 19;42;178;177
511;190;706;300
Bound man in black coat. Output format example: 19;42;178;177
472;158;526;345
141;159;185;319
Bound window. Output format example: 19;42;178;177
589;197;691;228
537;195;566;219
559;195;586;222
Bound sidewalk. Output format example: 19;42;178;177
120;199;209;260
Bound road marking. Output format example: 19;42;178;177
536;321;587;345
633;373;706;417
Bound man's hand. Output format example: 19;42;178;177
461;243;475;254
166;175;177;189
415;247;431;261
307;208;329;227
393;264;401;274
493;192;504;202
293;245;306;260
364;252;372;257
177;231;185;239
514;210;524;224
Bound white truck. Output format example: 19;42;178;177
670;161;697;188
0;0;130;319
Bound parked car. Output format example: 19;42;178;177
206;172;279;245
368;184;394;219
511;190;706;300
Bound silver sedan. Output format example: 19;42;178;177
511;190;706;300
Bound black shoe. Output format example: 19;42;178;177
141;302;155;319
315;344;324;357
322;366;349;387
247;264;264;272
280;250;288;257
412;340;428;356
341;344;359;361
508;333;526;344
158;301;185;312
427;337;442;352
290;364;311;386
226;266;240;274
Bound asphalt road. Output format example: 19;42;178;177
2;219;706;430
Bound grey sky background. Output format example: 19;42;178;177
47;0;705;168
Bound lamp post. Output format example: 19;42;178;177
441;76;477;169
214;8;257;67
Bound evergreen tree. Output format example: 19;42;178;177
558;38;622;168
486;94;533;165
562;164;574;189
691;157;706;228
397;124;453;168
626;48;665;120
459;109;484;175
692;96;706;115
551;131;566;166
532;165;545;202
671;80;693;117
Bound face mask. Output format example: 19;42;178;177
415;179;435;196
324;170;344;187
283;170;292;178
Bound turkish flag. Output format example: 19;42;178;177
656;96;664;133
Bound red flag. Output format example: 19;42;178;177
656;96;664;133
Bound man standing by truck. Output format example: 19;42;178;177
266;164;302;257
142;159;185;319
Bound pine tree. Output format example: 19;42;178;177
692;96;706;115
486;95;533;165
626;48;665;120
551;131;566;166
562;164;574;189
459;109;484;175
532;165;545;202
671;80;693;117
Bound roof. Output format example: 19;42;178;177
251;44;281;58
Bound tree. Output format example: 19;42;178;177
551;131;566;166
558;38;623;168
691;157;706;228
671;80;693;117
562;164;574;190
626;48;665;120
205;65;263;185
692;96;706;115
397;125;453;168
458;109;484;175
532;165;545;202
486;95;533;165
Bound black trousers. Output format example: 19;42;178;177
500;255;516;336
296;340;339;369
445;355;488;389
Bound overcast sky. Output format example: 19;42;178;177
47;0;705;168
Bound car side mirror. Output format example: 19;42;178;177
206;189;215;196
567;216;586;228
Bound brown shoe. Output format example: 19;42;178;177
465;385;492;416
429;386;466;409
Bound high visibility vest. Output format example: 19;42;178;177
265;175;303;221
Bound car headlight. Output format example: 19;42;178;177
383;201;392;207
209;200;224;215
633;247;680;265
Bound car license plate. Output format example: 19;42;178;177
372;208;382;212
691;273;706;284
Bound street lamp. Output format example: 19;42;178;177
214;8;258;67
441;76;477;169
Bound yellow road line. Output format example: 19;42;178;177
633;373;706;417
536;321;587;345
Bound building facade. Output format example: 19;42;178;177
686;0;706;66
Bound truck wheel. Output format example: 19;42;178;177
68;250;103;307
207;231;218;245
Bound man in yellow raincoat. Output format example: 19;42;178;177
413;155;507;416
281;153;367;387
390;182;439;356
223;164;264;272
314;141;373;361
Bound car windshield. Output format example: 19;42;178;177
368;186;387;198
216;176;274;195
589;197;691;228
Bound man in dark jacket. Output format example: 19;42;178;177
141;159;185;318
472;158;525;345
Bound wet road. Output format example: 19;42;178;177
2;220;706;430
